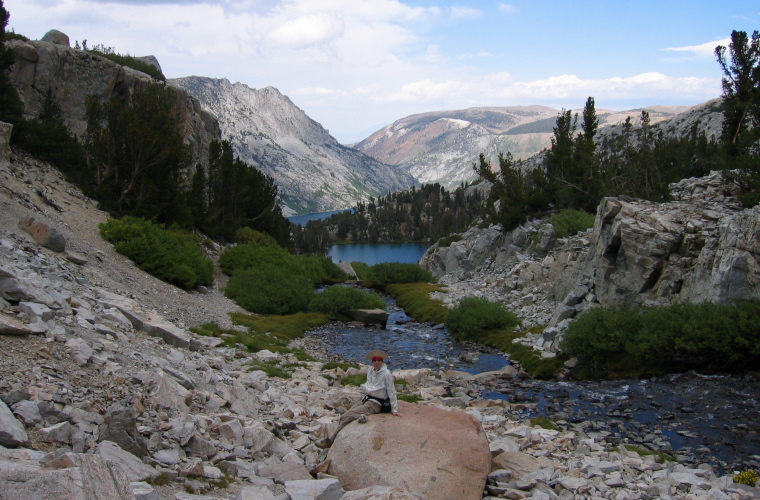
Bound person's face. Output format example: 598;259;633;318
372;358;384;369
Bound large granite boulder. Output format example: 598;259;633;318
18;217;66;252
326;401;490;500
345;308;389;328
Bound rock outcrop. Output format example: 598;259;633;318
421;171;760;352
6;36;219;169
327;402;490;500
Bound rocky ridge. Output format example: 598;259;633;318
1;151;759;499
169;77;418;216
355;104;699;190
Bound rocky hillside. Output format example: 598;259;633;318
170;77;418;216
355;104;699;189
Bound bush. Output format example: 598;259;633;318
219;244;300;276
299;255;349;285
350;261;371;280
308;286;386;319
561;301;760;378
547;209;595;238
445;297;521;342
734;470;759;487
89;47;166;81
365;262;437;287
100;216;213;289
437;234;463;248
234;227;280;247
224;267;314;315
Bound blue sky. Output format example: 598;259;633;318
5;0;759;143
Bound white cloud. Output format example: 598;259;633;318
267;12;345;50
384;79;468;103
381;72;718;106
662;38;731;58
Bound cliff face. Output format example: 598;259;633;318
6;38;219;168
170;76;419;215
421;172;760;350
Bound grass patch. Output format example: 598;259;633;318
618;444;677;463
227;311;329;353
398;394;422;404
384;283;448;324
342;374;366;386
530;417;559;431
322;361;360;372
247;359;306;379
147;472;171;486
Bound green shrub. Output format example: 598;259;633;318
219;244;306;277
234;227;280;247
299;255;349;284
547;209;595;238
308;286;386;319
350;261;371;280
89;48;166;81
365;262;437;287
561;301;760;378
445;297;521;342
100;216;213;289
224;267;314;315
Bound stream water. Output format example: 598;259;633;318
305;295;760;473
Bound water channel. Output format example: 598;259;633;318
305;294;760;473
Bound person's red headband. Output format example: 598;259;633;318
372;357;384;362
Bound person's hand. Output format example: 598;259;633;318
392;412;402;417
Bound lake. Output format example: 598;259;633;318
327;243;429;265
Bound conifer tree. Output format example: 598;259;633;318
0;0;22;125
715;30;760;205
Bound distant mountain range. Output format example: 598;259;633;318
170;77;417;216
354;104;702;189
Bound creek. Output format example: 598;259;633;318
304;295;760;474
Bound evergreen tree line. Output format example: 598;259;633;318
291;183;484;254
0;5;290;247
477;29;760;229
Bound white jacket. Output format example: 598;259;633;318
361;364;399;413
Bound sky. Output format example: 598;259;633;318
4;0;759;143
